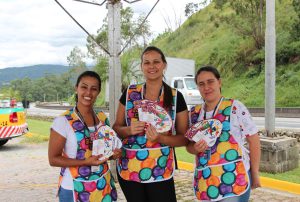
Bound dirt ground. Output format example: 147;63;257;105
1;138;300;202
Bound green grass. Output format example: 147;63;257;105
22;118;52;143
260;166;300;184
175;147;300;184
150;0;300;107
175;147;194;163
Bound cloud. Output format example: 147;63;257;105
0;0;199;69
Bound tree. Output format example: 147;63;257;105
185;3;199;17
214;0;265;49
184;1;212;17
67;46;88;74
85;7;151;87
86;7;151;59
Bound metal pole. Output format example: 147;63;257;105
265;0;276;136
107;0;122;180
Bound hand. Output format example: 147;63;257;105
130;121;146;135
193;140;208;153
84;154;108;166
145;125;160;142
251;171;261;189
110;148;122;160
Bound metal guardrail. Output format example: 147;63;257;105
249;107;300;118
35;103;300;118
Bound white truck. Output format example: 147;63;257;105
164;57;203;110
125;57;203;110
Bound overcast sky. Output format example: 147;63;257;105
0;0;199;69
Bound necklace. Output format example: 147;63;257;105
204;97;223;120
75;106;97;134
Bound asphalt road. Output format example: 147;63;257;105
26;105;300;130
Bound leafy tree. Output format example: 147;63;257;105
185;3;200;17
214;0;265;50
10;78;33;103
85;7;151;87
67;46;88;78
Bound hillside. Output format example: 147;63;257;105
151;0;300;107
0;64;71;86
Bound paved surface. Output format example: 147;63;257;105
1;139;300;202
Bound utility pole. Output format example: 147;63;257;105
107;0;122;126
107;0;122;180
265;0;276;136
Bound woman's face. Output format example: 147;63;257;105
75;76;100;107
196;71;222;103
141;50;166;81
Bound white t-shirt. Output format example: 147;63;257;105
51;116;102;190
197;99;258;170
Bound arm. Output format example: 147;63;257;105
146;110;189;147
112;102;145;139
48;129;107;167
247;133;261;189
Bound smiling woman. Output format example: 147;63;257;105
48;71;122;202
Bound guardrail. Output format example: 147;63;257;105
35;103;300;118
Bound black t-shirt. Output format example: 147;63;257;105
119;88;187;113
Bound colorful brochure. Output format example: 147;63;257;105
134;99;172;133
185;119;222;147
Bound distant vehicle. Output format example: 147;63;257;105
170;76;203;110
16;102;24;108
0;99;28;146
130;57;203;110
163;57;203;110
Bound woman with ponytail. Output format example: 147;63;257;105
113;46;189;202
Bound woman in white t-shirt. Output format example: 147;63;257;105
186;66;261;202
48;71;122;202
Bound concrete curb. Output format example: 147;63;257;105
177;161;300;195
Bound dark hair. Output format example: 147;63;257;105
75;71;101;102
195;65;221;83
141;46;167;64
141;46;172;109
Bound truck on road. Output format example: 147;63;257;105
164;57;202;110
0;99;28;146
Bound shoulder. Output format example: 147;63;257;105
53;115;68;125
95;110;110;126
232;99;248;112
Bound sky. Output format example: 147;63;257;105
0;0;200;69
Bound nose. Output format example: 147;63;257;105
86;88;92;95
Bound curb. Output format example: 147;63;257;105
177;161;300;195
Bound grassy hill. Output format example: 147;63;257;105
150;0;300;107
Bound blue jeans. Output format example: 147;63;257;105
58;186;74;202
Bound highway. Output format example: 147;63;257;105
26;105;300;130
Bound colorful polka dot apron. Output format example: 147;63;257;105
58;109;117;202
117;83;177;183
190;98;250;201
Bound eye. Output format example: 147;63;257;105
91;87;98;91
208;80;215;85
198;83;204;88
